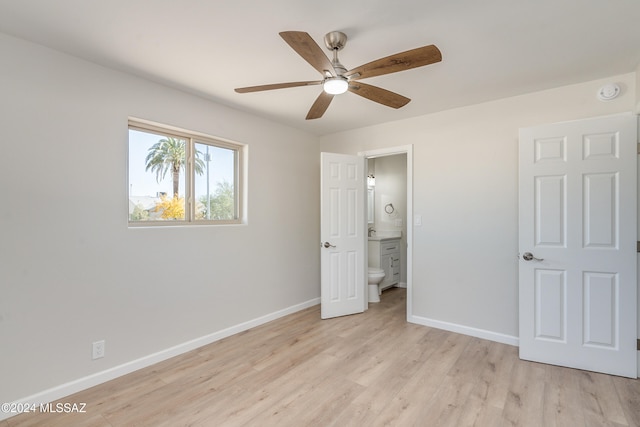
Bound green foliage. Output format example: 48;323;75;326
130;204;150;221
198;180;235;220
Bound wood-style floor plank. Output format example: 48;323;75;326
613;375;640;427
5;288;640;426
577;370;627;427
541;365;586;427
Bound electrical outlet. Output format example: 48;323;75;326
92;340;105;360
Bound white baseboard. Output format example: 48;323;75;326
410;316;640;378
1;297;321;422
395;282;407;289
408;314;519;347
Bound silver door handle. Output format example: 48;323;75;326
323;242;336;248
522;252;543;261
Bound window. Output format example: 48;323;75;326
128;119;243;225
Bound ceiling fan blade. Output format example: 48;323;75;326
345;45;441;80
235;81;321;93
348;81;410;109
280;31;336;77
306;91;334;120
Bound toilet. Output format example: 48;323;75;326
368;267;386;303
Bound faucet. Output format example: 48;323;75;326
368;227;376;237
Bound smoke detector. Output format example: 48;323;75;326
597;83;620;101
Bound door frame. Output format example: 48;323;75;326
359;145;413;319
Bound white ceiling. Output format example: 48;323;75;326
1;0;639;136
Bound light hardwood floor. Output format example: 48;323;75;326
5;288;640;426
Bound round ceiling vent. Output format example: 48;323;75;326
597;83;621;101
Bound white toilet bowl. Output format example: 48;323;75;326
368;267;386;303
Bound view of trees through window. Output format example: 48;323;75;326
128;125;239;223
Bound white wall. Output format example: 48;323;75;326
0;33;320;404
320;72;637;340
636;64;640;113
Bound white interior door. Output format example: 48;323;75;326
518;113;637;378
321;152;366;319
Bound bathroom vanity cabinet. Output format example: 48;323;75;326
368;237;401;291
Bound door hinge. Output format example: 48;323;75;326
637;143;640;154
637;241;640;253
637;339;640;351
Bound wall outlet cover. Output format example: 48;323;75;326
92;340;105;359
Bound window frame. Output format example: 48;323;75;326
128;119;244;226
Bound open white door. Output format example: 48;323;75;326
519;113;637;378
321;152;366;319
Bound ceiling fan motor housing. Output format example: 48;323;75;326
324;31;348;76
324;31;347;51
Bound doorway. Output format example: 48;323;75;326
362;145;413;319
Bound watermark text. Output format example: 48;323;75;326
1;402;87;414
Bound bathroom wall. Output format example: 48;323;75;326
370;155;408;285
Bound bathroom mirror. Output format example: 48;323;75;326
367;187;374;224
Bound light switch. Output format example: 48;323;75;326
414;214;422;226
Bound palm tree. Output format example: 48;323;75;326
144;137;205;197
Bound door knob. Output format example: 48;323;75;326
522;252;543;261
323;242;336;248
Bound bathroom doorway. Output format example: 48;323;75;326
361;145;413;319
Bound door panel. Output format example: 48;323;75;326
519;113;637;378
321;152;366;319
534;269;566;341
535;175;565;246
583;172;617;248
583;271;617;348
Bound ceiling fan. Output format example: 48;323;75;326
235;31;442;120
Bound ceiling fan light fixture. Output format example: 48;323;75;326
323;77;348;95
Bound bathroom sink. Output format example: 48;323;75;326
368;231;402;241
